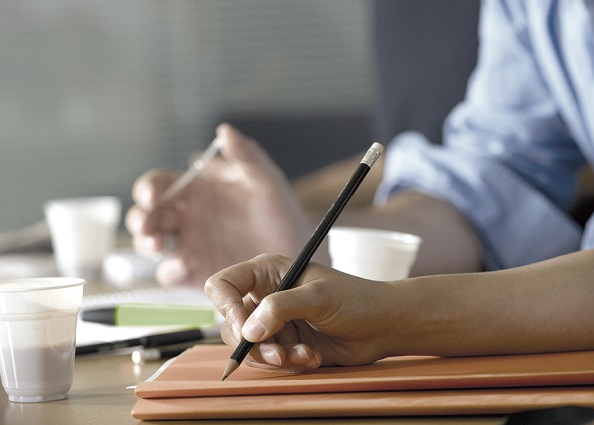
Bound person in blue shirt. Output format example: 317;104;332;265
127;0;594;370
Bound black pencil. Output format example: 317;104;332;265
221;142;383;381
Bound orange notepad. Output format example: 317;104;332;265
132;345;594;420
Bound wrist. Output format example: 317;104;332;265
379;277;464;358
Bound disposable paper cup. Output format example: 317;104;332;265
328;227;421;281
44;196;121;279
0;277;85;402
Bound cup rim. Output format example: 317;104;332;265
43;196;121;210
0;277;86;293
328;226;422;245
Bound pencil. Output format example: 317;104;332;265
221;141;383;381
160;137;223;202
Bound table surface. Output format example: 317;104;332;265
0;349;505;425
0;273;503;425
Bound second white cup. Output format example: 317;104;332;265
328;227;421;281
44;196;121;279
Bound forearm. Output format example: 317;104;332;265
383;249;594;357
292;153;484;275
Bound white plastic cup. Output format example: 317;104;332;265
328;227;421;281
44;196;121;279
0;277;85;403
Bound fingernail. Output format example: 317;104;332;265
295;346;309;362
262;349;282;366
286;346;306;365
242;316;266;342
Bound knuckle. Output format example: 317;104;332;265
257;296;284;323
252;253;281;264
305;280;330;299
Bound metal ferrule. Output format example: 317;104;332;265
361;142;383;167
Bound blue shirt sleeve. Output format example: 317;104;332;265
375;0;585;270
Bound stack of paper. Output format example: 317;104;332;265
131;345;594;420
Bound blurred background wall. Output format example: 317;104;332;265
0;0;479;232
0;0;374;231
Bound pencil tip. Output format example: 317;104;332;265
221;359;239;382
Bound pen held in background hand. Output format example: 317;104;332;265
221;141;383;381
160;137;223;202
157;137;222;253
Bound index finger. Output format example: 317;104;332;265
204;254;292;331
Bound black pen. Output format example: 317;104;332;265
221;142;383;381
131;344;193;364
75;329;203;356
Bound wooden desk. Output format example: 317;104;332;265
0;352;503;425
0;272;503;424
